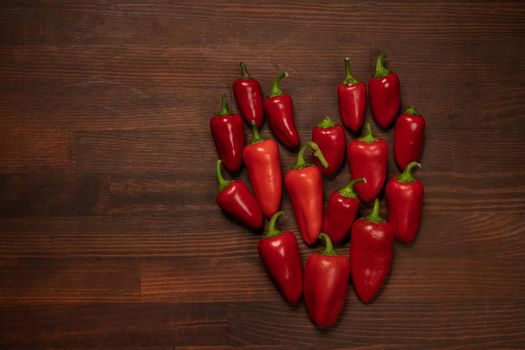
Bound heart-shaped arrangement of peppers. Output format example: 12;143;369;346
211;54;425;328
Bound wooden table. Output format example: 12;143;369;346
1;1;524;348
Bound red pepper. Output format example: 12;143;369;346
215;160;263;229
264;72;300;150
323;177;366;244
304;233;350;327
351;199;394;303
258;211;303;304
311;116;346;176
337;57;367;133
369;53;401;129
347;123;388;203
233;62;264;127
243;122;282;218
210;94;245;173
285;142;328;245
394;106;426;169
386;162;424;244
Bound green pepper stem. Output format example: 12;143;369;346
342;57;359;85
293;141;329;170
365;198;385;223
338;177;367;198
359;123;377;143
265;211;285;238
404;106;419;115
216;160;232;192
374;53;390;79
269;71;288;97
319;233;337;256
317;116;337;128
240;62;250;79
250;120;263;144
217;93;231;116
398;162;421;183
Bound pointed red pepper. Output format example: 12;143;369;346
351;199;394;303
233;62;264;127
347;123;388;203
323;177;366;244
312;116;346;177
369;53;401;129
258;211;303;304
285;142;328;245
305;233;350;328
243;122;282;218
210;94;245;173
337;57;367;133
386;162;424;244
394;106;426;169
264;72;300;150
215;160;263;229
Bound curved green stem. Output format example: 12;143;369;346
338;177;367;198
342;57;359;85
317;116;337;128
374;53;390;78
365;198;385;223
250;121;263;144
265;211;285;238
216;160;232;192
319;233;337;256
404;106;419;115
293;141;328;170
359;123;377;143
240;62;250;79
398;161;421;183
217;93;231;116
269;71;288;97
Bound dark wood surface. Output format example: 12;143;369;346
1;1;524;348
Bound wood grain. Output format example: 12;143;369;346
1;0;524;348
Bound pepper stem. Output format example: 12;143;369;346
342;57;359;85
398;161;421;183
359;123;377;143
265;211;285;238
338;177;367;198
240;62;250;79
365;198;385;223
317;116;337;128
374;53;390;78
319;233;337;256
250;121;263;144
216;160;232;192
217;93;231;116
269;71;288;97
404;106;419;115
294;141;329;170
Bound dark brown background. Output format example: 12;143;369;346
1;1;525;349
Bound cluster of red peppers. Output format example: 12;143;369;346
210;55;425;328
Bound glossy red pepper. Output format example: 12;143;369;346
258;211;303;304
394;106;426;169
233;62;264;127
210;94;245;173
337;57;367;133
304;233;350;328
351;199;394;303
243;122;282;218
264;72;300;149
215;160;263;229
285;142;328;245
312;116;346;177
323;177;366;244
347;123;388;203
369;53;401;129
386;162;424;244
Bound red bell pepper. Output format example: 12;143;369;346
215;160;263;229
311;116;346;177
369;53;401;129
233;62;264;127
264;72;300;150
394;106;426;169
351;198;394;303
386;162;424;244
258;211;303;304
337;57;367;133
243;122;282;218
304;233;350;328
285;142;328;245
323;177;366;244
210;93;245;173
347;123;388;203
